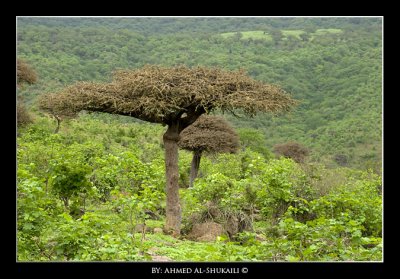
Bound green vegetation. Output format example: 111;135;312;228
17;17;382;171
17;114;382;261
17;17;382;262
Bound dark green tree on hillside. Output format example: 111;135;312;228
38;65;297;236
299;32;311;42
269;29;283;45
237;128;273;160
178;115;239;188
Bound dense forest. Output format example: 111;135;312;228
17;17;382;262
17;17;382;170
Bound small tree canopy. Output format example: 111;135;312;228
17;59;37;128
17;59;37;85
17;100;33;126
178;115;239;154
38;65;297;124
273;141;310;163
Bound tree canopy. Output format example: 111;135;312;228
17;59;37;86
178;115;239;154
178;115;239;188
17;59;37;127
274;141;310;163
38;65;297;125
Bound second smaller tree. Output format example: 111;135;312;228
178;115;239;188
273;141;309;163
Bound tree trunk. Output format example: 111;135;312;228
163;123;181;236
189;150;202;188
54;116;61;134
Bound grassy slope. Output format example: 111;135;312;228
220;28;342;40
221;30;273;41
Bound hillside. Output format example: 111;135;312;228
17;17;382;171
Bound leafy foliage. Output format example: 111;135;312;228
49;160;92;208
17;115;382;261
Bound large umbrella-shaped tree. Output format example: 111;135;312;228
38;65;297;236
178;115;239;188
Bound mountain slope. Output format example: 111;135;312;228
17;17;382;170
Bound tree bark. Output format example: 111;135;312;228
163;123;181;236
54;115;61;134
189;150;202;188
